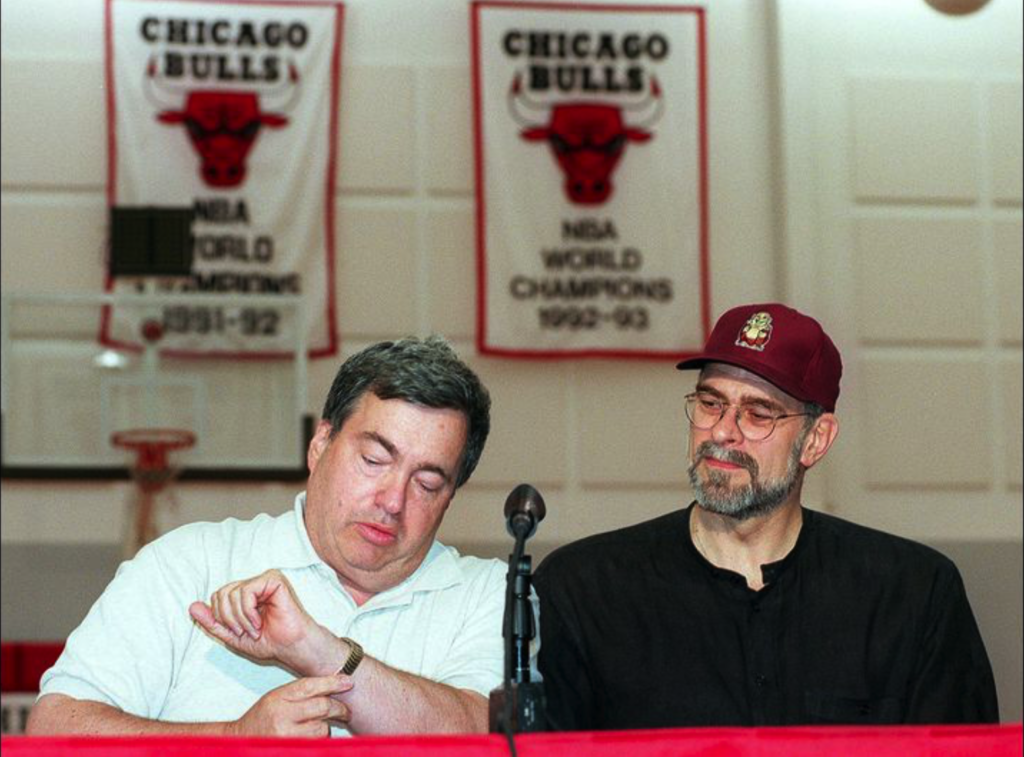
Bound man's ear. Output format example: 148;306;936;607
800;413;839;469
307;420;334;474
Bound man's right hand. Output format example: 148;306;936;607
230;675;354;737
190;569;335;674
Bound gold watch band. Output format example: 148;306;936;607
337;637;364;676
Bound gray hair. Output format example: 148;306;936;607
802;401;825;433
320;336;491;488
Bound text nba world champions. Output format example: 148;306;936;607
511;218;672;332
496;27;678;335
151;199;294;338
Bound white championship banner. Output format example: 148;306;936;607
472;1;709;359
104;0;343;357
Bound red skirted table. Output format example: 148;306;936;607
2;724;1021;757
3;645;1020;754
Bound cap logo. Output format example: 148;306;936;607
735;311;773;352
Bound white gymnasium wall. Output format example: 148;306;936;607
775;0;1023;721
777;0;1023;544
2;0;1022;719
1;0;780;551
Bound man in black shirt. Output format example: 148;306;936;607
535;303;998;729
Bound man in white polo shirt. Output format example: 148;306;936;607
28;336;504;737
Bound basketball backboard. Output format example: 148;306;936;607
1;291;310;480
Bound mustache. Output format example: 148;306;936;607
693;442;759;477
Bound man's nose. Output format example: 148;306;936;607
711;407;744;445
375;473;407;516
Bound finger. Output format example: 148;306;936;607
191;601;244;648
209;590;220;627
266;570;298;605
210;589;228;633
325;697;351;724
285;674;355;701
256;570;299;612
241;584;263;636
229;586;259;640
214;585;245;637
299;719;331;738
188;601;216;629
295;694;351;725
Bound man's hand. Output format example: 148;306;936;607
229;675;353;737
190;569;333;673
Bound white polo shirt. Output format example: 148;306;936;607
39;493;506;735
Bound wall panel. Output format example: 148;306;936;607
854;216;985;345
1;58;105;188
849;76;979;204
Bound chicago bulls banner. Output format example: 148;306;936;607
472;1;708;359
104;0;343;357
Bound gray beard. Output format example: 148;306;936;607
688;438;804;522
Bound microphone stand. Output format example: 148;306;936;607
489;528;546;740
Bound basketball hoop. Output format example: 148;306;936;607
112;428;196;557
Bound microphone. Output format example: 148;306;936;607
490;484;548;737
504;483;546;540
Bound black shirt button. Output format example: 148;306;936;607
755;675;767;688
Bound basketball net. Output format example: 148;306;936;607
110;316;196;558
112;428;195;558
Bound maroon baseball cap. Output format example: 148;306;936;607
676;303;842;412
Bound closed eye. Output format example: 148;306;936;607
743;408;777;423
697;396;723;412
415;476;444;494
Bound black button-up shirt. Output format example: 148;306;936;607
534;504;998;730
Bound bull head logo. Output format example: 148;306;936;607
146;60;300;188
509;74;663;205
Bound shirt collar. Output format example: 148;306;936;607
361;542;465;612
683;501;810;591
760;507;813;583
270;492;324;569
273;492;466;608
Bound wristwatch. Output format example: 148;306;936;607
337;637;364;676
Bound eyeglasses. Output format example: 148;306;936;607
684;392;811;442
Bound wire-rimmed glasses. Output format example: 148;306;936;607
684;392;811;442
